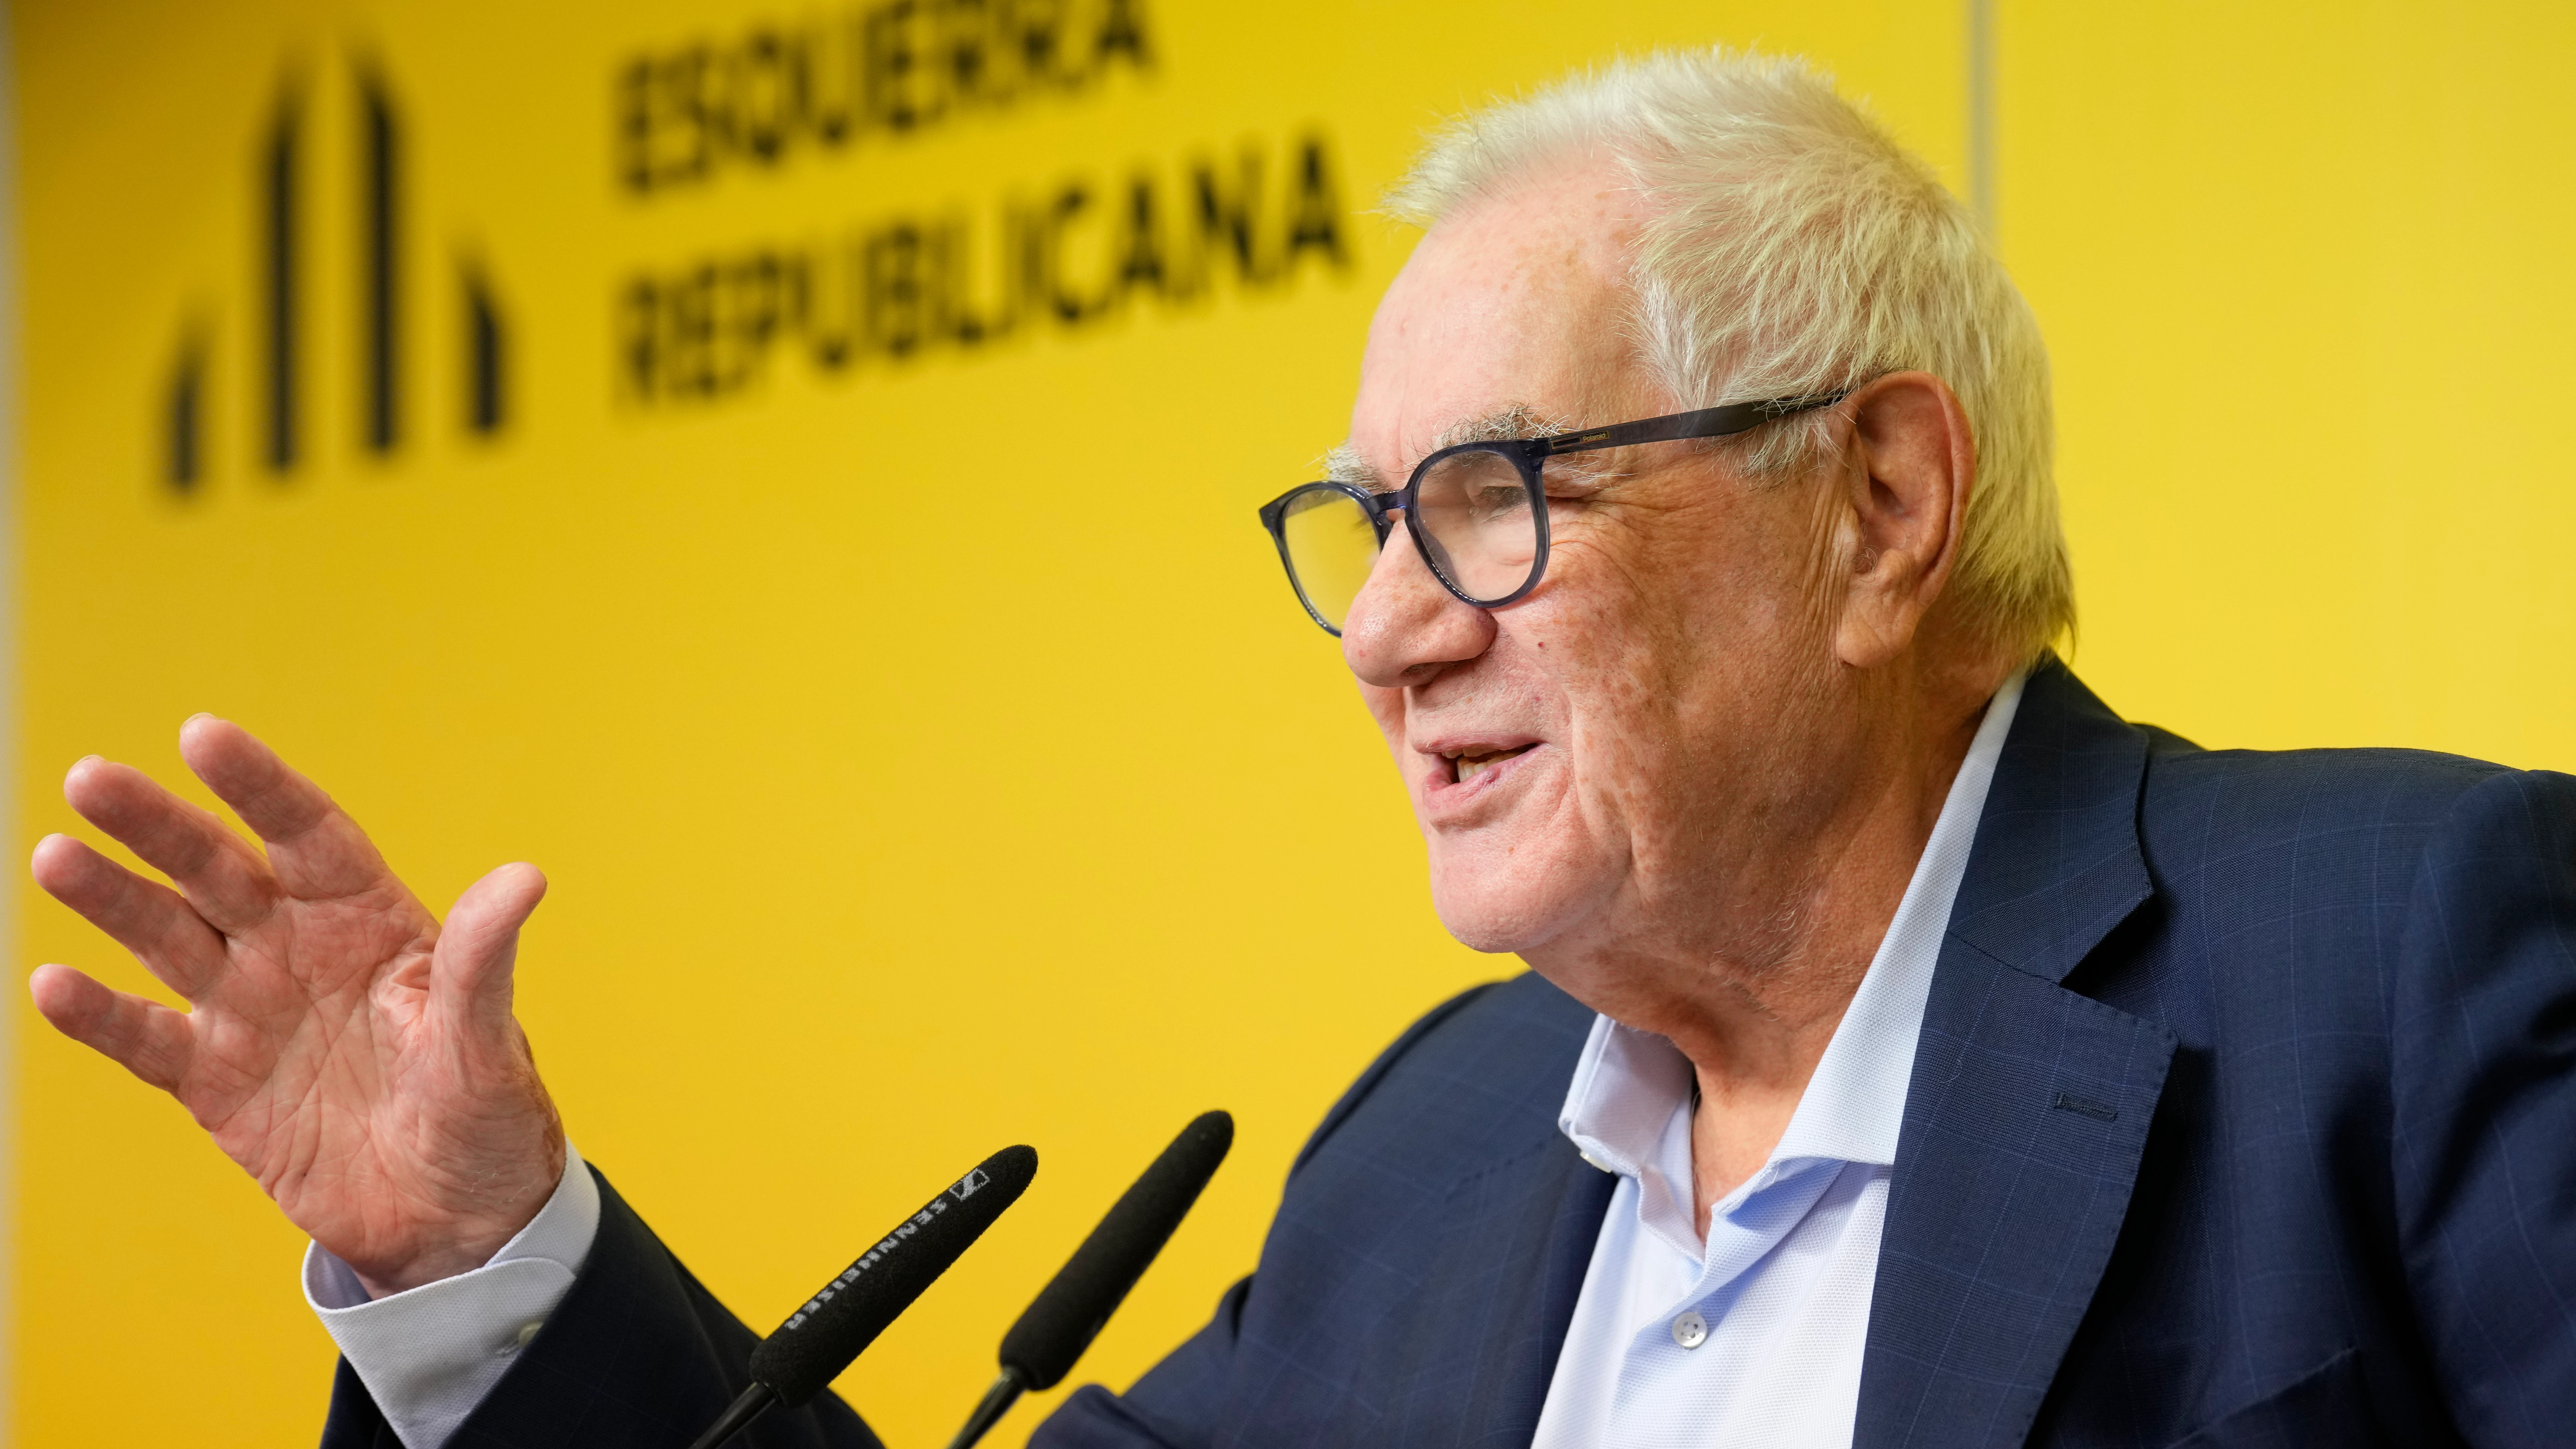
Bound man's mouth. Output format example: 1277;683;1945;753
1444;743;1537;784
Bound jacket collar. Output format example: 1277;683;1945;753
1854;656;2179;1449
1942;655;2157;984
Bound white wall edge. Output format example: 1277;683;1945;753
1967;0;1997;234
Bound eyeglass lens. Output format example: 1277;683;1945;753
1411;449;1541;603
1278;488;1381;632
1278;449;1544;631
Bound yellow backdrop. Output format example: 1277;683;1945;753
10;2;2572;1445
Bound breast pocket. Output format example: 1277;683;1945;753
2162;1347;2385;1449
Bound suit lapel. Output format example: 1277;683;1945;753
1854;660;2180;1449
1318;976;1616;1449
1400;1140;1619;1447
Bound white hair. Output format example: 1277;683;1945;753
1384;49;2071;660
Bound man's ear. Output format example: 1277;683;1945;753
1831;371;1974;669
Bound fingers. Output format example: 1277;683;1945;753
29;963;196;1092
433;863;548;1033
30;834;231;999
62;754;279;934
178;715;400;903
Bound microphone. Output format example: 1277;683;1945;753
945;1111;1234;1449
686;1144;1039;1449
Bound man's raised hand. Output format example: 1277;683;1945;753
27;716;565;1297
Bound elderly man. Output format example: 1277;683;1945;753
28;50;2576;1449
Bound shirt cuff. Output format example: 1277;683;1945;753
303;1143;602;1449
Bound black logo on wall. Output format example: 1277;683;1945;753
164;58;512;493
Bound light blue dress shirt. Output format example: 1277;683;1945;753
311;671;2023;1449
1531;668;2024;1448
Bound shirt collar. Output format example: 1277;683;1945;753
1557;667;2030;1187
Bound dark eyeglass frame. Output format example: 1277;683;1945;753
1256;391;1850;637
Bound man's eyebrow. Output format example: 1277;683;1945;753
1321;442;1383;492
1319;406;1577;494
1435;404;1574;449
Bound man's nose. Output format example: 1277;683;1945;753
1342;516;1497;688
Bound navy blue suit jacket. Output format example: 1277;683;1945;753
322;660;2576;1447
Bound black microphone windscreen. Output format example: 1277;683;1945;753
750;1144;1038;1407
999;1111;1233;1391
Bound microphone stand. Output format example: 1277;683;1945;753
944;1366;1029;1449
684;1383;778;1449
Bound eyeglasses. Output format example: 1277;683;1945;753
1256;392;1848;636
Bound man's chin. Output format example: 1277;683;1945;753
1426;868;1597;956
1435;916;1536;955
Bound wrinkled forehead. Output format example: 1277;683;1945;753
1348;159;1645;478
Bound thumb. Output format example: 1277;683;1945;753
432;862;548;1034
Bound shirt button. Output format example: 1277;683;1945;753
1670;1310;1709;1349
